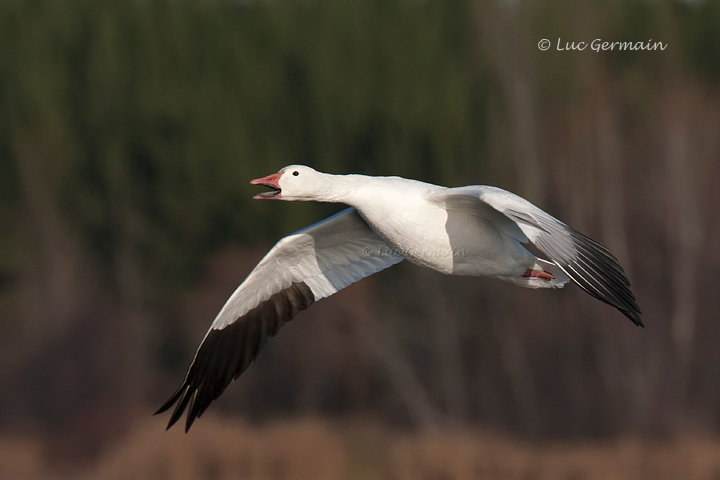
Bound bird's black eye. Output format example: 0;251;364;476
293;171;299;176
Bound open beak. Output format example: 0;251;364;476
250;172;283;199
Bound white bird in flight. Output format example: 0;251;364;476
156;165;642;431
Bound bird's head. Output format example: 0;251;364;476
251;165;330;201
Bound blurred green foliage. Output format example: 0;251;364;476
0;0;494;295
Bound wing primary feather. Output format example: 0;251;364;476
155;383;186;416
564;229;642;319
168;387;193;431
573;246;629;287
156;282;315;432
562;263;643;327
572;254;639;310
571;232;630;279
566;261;626;311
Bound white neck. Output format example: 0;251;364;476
314;173;369;204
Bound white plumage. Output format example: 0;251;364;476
157;165;642;432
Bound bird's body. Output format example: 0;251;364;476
293;173;548;280
157;165;642;432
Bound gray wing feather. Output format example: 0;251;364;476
435;186;642;326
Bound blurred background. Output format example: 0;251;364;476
1;0;720;478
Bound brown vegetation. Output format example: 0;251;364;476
5;416;720;480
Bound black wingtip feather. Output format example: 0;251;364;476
154;384;184;416
556;228;643;327
156;282;315;431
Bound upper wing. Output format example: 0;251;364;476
156;208;403;431
431;186;642;327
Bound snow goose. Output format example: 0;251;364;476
156;165;642;431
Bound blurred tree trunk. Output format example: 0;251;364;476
491;302;539;435
114;221;149;412
105;151;150;413
15;133;89;334
596;89;632;278
421;274;468;424
370;316;445;431
664;92;701;363
474;0;546;204
663;91;702;429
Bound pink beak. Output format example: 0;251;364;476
250;172;284;199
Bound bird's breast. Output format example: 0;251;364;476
356;199;458;274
